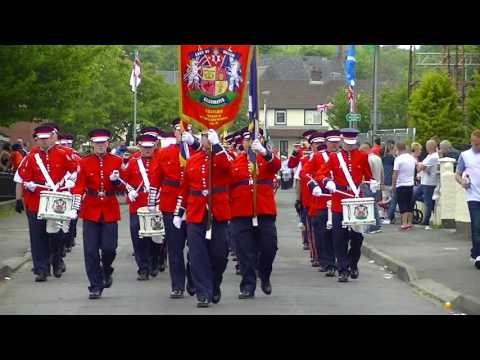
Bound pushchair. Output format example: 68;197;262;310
377;195;424;225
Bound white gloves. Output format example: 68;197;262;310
173;213;186;229
251;139;267;156
128;189;138;202
325;181;336;193
207;129;220;145
64;179;75;190
25;181;37;192
312;186;323;197
369;179;379;193
67;209;78;220
109;170;120;182
181;132;195;145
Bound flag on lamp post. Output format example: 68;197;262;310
130;51;141;93
345;45;356;112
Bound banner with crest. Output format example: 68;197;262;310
179;45;251;131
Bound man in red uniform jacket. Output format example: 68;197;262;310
121;134;159;281
172;129;232;308
148;118;201;298
230;128;280;299
70;129;125;299
17;125;77;282
313;128;378;282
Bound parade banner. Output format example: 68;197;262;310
179;45;251;131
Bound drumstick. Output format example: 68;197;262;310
335;189;355;198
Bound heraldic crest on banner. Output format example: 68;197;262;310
183;46;244;108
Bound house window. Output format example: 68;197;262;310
279;140;288;155
305;109;322;125
275;110;287;125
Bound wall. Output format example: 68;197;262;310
259;108;331;128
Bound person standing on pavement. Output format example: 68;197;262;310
391;142;417;231
371;138;382;157
455;129;480;270
230;129;280;299
16;125;77;282
359;142;383;234
414;140;439;230
148;119;201;298
70;129;125;299
381;141;396;224
174;129;232;308
314;129;377;282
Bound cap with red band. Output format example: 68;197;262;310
137;134;157;147
88;128;111;143
33;125;56;139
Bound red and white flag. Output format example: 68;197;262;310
317;102;334;112
130;51;141;93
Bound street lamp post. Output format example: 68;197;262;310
261;90;271;143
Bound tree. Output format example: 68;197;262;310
408;71;465;147
327;87;371;132
378;86;408;129
466;71;480;132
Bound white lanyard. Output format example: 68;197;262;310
137;158;150;191
34;153;57;191
336;152;359;197
321;151;329;163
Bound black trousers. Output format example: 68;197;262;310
312;209;335;268
26;211;63;275
83;220;118;292
163;212;188;291
332;212;363;273
231;216;278;294
187;217;228;302
129;213;152;274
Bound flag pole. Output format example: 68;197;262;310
133;50;138;144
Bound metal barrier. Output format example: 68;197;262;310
0;171;15;201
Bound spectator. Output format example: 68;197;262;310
410;142;423;162
392;142;417;231
0;143;12;172
439;140;460;161
371;137;382;157
16;138;28;156
414;139;439;230
359;142;383;234
10;144;24;171
382;141;396;224
455;129;480;269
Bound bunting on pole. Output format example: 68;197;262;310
130;51;141;93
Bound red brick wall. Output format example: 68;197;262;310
0;121;42;149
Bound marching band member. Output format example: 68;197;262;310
70;129;125;299
17;125;77;282
231;128;280;299
149;118;201;298
314;128;377;282
121;134;158;281
174;129;232;308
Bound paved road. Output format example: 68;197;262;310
0;190;448;314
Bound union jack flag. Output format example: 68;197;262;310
347;85;355;112
130;51;141;93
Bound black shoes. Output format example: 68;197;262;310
338;272;349;283
53;267;63;278
197;296;210;308
186;281;196;296
137;272;149;281
159;264;166;272
238;290;254;299
150;268;159;278
350;268;359;279
212;289;221;304
170;290;185;299
325;267;336;277
35;273;47;282
318;265;327;272
89;289;102;300
104;274;113;288
475;260;480;270
312;260;320;267
260;280;272;295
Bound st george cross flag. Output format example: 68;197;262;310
130;51;141;93
317;102;334;112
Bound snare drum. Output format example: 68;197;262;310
341;197;376;228
137;206;165;238
37;191;73;221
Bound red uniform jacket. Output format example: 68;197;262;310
298;154;313;209
301;151;330;216
72;153;124;222
315;149;373;213
287;148;303;169
229;151;281;218
121;156;154;214
17;145;77;213
150;144;199;213
179;145;232;223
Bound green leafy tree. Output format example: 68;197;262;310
408;71;465;146
327;87;371;132
378;86;408;129
466;71;480;132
